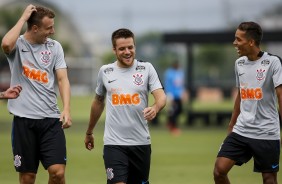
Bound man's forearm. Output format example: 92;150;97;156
59;81;71;112
86;99;105;134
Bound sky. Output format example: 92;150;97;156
42;0;282;37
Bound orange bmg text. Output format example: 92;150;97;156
112;93;141;105
241;88;263;100
22;65;48;84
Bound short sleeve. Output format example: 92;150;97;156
95;67;106;96
271;57;282;88
54;42;67;70
148;63;163;92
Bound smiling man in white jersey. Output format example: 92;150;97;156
84;28;166;184
1;4;72;184
213;22;282;184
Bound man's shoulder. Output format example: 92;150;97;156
136;59;151;65
100;63;115;74
265;52;282;63
45;38;61;48
235;56;247;66
136;59;154;69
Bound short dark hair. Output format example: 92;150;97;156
27;6;55;30
111;28;135;48
237;21;263;46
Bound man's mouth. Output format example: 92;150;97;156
124;55;131;60
235;47;240;54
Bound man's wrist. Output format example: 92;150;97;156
0;91;5;99
86;132;93;135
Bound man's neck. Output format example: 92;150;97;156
23;32;36;44
248;49;263;61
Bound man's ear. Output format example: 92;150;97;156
32;25;39;33
249;39;255;47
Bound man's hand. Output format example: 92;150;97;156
21;4;37;22
143;106;158;121
60;110;72;129
84;134;94;151
1;85;22;99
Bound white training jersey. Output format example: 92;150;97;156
6;35;67;119
233;52;282;140
96;59;163;145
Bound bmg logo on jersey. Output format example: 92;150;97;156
22;65;49;84
112;93;141;105
240;87;263;100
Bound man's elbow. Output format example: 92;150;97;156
1;40;12;55
163;96;167;107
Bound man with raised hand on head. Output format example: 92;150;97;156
1;4;71;184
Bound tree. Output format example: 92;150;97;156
0;7;26;70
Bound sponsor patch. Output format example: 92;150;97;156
47;41;55;47
22;65;49;84
104;67;114;74
112;93;140;105
136;65;146;72
261;59;270;66
238;59;245;66
241;87;263;100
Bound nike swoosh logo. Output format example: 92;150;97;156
239;73;245;76
108;79;117;83
21;49;30;52
272;164;279;169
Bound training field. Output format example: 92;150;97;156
0;96;281;183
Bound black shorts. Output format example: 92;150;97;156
217;132;280;172
103;145;151;184
12;116;67;173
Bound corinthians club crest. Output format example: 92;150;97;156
133;73;144;86
40;50;52;65
14;155;22;167
256;68;265;81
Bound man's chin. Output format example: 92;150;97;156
124;58;133;64
237;52;244;57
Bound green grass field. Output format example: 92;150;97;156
0;96;281;183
